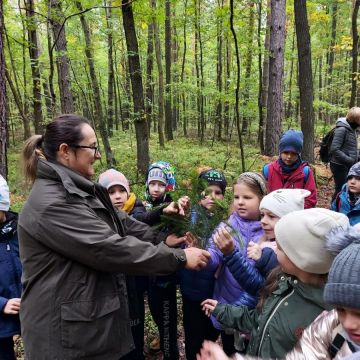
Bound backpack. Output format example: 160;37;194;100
263;163;310;184
319;127;336;163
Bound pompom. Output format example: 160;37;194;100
326;225;360;255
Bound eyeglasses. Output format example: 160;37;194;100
72;145;100;155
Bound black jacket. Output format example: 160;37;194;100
330;118;358;167
18;159;187;360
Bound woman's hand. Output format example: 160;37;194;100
247;241;262;261
3;298;21;315
201;299;218;317
184;247;211;270
196;341;234;360
213;226;234;256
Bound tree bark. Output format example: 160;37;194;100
181;0;188;137
76;1;115;167
215;0;223;141
264;0;286;156
165;0;173;140
0;0;7;178
294;0;314;162
350;0;360;107
326;1;337;95
145;6;154;135
121;0;150;175
25;0;44;133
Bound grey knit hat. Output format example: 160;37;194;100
147;168;167;186
324;226;360;309
347;161;360;179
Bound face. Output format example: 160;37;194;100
280;151;298;166
233;183;261;220
275;243;299;276
61;124;101;179
200;185;224;210
260;209;280;240
337;307;360;345
148;180;166;200
108;185;129;210
347;176;360;194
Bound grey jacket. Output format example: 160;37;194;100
18;159;187;360
330;118;358;166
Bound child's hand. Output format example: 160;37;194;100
177;196;190;216
247;241;262;261
201;299;218;317
196;341;234;360
213;226;234;256
165;233;187;247
163;201;180;215
3;298;21;315
184;231;198;247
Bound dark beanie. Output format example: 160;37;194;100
199;169;227;194
279;130;304;155
324;226;360;309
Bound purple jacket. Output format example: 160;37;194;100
206;212;264;329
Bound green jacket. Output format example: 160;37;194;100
213;274;330;358
18;159;187;360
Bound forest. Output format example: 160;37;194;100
0;0;359;186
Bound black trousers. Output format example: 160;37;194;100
330;162;351;201
0;337;16;360
182;297;219;360
148;277;179;360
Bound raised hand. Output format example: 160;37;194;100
247;241;262;261
213;226;234;256
200;299;218;317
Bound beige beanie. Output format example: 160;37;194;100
275;208;350;274
260;189;310;218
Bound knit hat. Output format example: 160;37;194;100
347;161;360;179
275;208;350;274
199;169;227;194
0;175;10;212
98;169;130;196
146;161;176;192
279;130;304;155
260;189;311;218
237;172;268;196
324;226;360;309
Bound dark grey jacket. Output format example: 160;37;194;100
330;118;358;166
18;159;187;360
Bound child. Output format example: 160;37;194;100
179;168;227;360
263;129;317;209
332;162;360;225
0;175;22;360
206;172;267;355
201;208;349;359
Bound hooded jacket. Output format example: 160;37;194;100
0;211;22;339
18;159;187;360
330;118;358;167
213;274;330;358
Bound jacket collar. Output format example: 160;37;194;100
37;159;96;198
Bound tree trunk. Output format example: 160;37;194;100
224;32;231;138
285;30;295;119
0;0;7;178
105;1;114;136
350;0;360;107
264;0;286;156
25;0;44;133
76;1;115;167
294;0;314;162
121;0;150;175
145;7;154;135
151;0;165;148
165;0;173;140
216;0;223;141
181;0;188;137
326;1;337;95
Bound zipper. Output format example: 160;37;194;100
257;288;295;355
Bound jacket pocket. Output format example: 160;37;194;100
60;295;122;357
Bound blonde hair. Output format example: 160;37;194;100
235;172;268;200
22;135;46;184
346;107;360;123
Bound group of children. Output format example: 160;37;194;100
1;128;360;359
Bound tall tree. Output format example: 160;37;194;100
0;0;7;177
25;0;44;133
164;0;173;140
76;1;115;167
264;0;286;156
294;0;314;162
180;0;188;137
326;1;337;102
145;4;154;134
350;0;360;107
215;0;223;141
122;0;150;175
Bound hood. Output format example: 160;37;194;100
336;117;351;129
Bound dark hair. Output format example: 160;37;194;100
22;114;90;183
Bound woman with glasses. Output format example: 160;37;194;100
18;114;210;360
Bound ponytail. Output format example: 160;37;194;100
22;135;46;184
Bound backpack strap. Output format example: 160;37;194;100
263;164;269;181
328;333;346;358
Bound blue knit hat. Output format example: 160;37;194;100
279;130;304;155
324;226;360;309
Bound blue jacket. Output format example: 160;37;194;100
255;247;278;278
0;211;22;338
331;184;360;226
179;206;216;302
